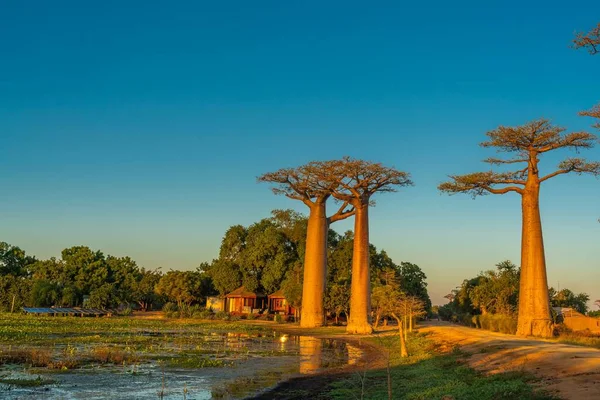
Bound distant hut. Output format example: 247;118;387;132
554;307;600;333
225;286;266;314
268;289;296;316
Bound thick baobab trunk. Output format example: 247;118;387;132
516;183;553;338
347;204;373;334
300;202;329;328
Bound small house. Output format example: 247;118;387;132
554;307;600;333
225;286;266;314
268;289;296;316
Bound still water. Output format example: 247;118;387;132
0;332;363;399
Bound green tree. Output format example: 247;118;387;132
154;270;202;308
0;242;36;276
469;261;519;315
30;279;61;307
88;283;117;309
398;262;432;313
241;219;294;293
549;288;590;314
206;259;242;295
0;274;31;312
131;268;162;311
61;246;108;294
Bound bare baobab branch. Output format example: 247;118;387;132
573;22;600;55
438;171;525;197
580;104;600;130
540;158;600;182
484;157;529;165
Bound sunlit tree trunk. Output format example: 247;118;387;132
346;204;373;334
392;313;408;358
516;175;553;338
300;202;329;328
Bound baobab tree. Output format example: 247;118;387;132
324;157;413;334
574;22;600;55
259;162;354;328
439;119;599;338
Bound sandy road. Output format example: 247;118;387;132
419;321;600;400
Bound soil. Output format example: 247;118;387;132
419;321;600;400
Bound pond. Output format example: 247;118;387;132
0;332;364;399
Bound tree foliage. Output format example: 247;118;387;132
574;22;600;55
154;270;211;308
549;288;590;315
322;157;413;206
438;260;520;322
439;119;599;197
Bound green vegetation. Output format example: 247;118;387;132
326;333;556;400
0;312;273;375
437;260;591;335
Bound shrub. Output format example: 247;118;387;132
178;304;193;318
274;314;284;324
193;309;214;320
162;302;178;313
118;306;133;316
247;313;256;320
189;304;202;314
214;311;230;321
476;313;517;334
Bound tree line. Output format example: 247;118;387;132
0;210;430;318
203;209;431;321
437;260;595;333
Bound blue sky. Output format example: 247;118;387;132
1;1;599;307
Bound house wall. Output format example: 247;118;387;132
563;315;600;333
206;297;225;312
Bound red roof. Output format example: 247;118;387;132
268;289;286;299
225;286;265;298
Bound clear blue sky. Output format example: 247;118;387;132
1;1;599;307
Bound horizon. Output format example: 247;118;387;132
2;1;599;308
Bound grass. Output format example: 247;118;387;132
324;333;558;400
555;331;600;349
0;312;278;373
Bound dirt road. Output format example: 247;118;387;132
420;321;600;400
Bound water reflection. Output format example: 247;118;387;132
299;336;322;374
346;343;362;366
295;336;364;374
